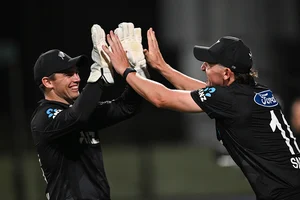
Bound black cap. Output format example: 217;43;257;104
33;49;88;85
193;36;253;73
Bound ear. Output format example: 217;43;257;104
41;77;54;89
223;68;233;81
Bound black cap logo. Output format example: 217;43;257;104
58;51;65;60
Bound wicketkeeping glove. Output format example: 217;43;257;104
88;24;114;84
114;22;150;79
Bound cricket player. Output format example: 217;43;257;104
30;24;145;200
103;24;300;200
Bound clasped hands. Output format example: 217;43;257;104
89;22;152;84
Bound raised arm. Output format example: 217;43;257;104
125;72;202;113
31;24;114;140
102;30;202;113
87;84;142;130
144;28;206;90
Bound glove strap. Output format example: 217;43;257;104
123;67;137;79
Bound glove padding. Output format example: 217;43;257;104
114;22;150;79
88;24;114;84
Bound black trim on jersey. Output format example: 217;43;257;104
190;85;235;119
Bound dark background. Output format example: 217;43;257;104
1;0;187;150
1;1;300;200
2;1;300;148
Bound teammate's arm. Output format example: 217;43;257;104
125;72;202;113
103;30;203;113
88;84;142;129
32;78;107;141
144;28;206;90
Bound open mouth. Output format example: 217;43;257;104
70;85;79;92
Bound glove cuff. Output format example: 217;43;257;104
134;64;150;79
100;67;114;85
87;63;114;85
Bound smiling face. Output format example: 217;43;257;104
201;62;234;86
42;66;81;104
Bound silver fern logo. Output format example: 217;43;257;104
58;51;65;60
198;87;216;102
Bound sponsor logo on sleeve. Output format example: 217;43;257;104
254;90;278;107
46;108;62;119
198;87;216;102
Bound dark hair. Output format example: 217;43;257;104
39;73;56;93
234;68;258;86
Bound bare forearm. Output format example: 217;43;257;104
125;72;203;113
157;63;206;90
125;72;168;108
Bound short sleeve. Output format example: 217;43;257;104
190;86;235;119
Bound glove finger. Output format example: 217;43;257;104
122;22;129;40
134;28;142;43
91;24;106;46
118;22;126;28
127;22;134;41
114;27;124;42
91;24;100;47
118;22;126;37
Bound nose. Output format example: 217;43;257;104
73;73;81;82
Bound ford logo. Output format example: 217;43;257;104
254;90;278;107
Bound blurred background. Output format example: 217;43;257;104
1;0;300;199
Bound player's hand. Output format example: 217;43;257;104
144;28;167;72
102;30;131;76
114;22;150;78
88;24;114;84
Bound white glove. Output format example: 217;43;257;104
114;22;150;79
88;24;114;84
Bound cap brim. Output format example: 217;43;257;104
193;45;217;63
68;55;88;68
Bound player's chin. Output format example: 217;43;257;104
70;92;80;100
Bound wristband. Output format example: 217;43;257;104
123;67;137;79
